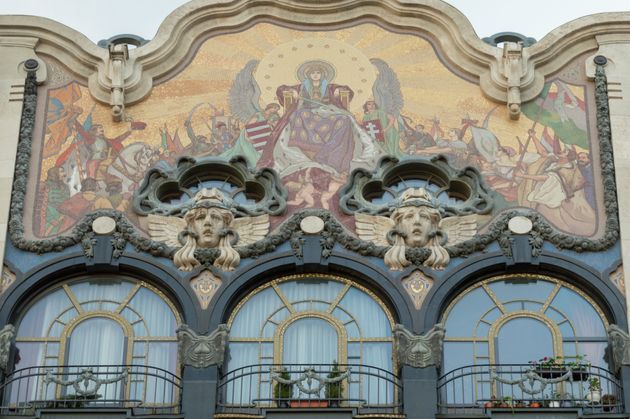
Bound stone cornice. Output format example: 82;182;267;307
0;2;629;117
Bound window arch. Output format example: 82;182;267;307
226;274;395;371
9;276;182;408
441;274;610;373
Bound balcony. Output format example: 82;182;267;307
438;364;624;416
0;364;181;417
216;363;402;417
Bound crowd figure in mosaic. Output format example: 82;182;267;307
146;188;269;272
354;188;482;270
34;27;598;239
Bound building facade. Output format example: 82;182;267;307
0;1;629;418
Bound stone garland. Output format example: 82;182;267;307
7;62;620;267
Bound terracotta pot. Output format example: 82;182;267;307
289;399;329;408
483;402;494;408
529;402;542;408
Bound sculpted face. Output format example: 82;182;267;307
189;207;230;248
395;206;435;247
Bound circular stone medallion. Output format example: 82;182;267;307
92;216;117;235
508;216;533;235
300;216;325;234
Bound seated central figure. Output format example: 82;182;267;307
259;60;377;178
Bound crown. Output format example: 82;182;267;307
191;188;229;210
398;188;435;208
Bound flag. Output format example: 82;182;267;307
522;81;588;149
43;83;82;158
362;119;385;141
246;121;273;151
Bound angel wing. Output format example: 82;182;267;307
439;214;490;246
229;59;262;122
370;58;404;118
147;214;186;248
230;214;270;245
354;213;394;246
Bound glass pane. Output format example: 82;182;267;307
231;288;283;338
46;342;59;357
70;279;134;304
496;317;553;364
444;288;494;337
128;287;178;336
283;318;338;365
345;322;360;339
443;342;474;374
67;317;125;365
81;301;119;312
550;288;606;337
348;342;361;359
278;279;344;305
577;341;608;368
558;321;575;337
18;288;72;337
504;301;523;312
227;343;259;371
475;342;488;357
339;287;390;338
488;279;555;304
261;343;273;358
475;322;489;338
14;342;45;369
332;308;352;323
292;301;329;312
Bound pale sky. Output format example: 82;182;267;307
0;0;627;44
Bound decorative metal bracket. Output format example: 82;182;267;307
44;368;129;397
271;367;350;395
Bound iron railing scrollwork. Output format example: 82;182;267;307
0;364;181;415
217;363;402;415
438;364;623;415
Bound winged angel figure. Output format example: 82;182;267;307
228;57;404;176
355;188;482;270
147;188;269;272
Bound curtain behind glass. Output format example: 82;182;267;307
339;288;391;338
283;318;338;365
67;318;125;400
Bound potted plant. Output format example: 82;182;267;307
601;394;617;412
483;396;497;409
273;368;293;408
566;354;591;381
586;377;601;403
529;356;567;379
325;361;344;408
529;401;542;408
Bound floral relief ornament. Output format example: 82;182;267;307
354;188;483;270
147;188;269;271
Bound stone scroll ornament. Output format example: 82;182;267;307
355;188;486;270
607;324;630;373
176;324;229;369
0;324;15;372
393;323;445;368
147;188;269;271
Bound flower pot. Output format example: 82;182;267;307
586;390;601;404
483;402;494;408
571;367;589;381
529;402;542;408
289;399;329;408
536;367;567;379
549;401;561;408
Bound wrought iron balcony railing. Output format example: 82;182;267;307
438;364;623;415
217;363;402;415
0;364;181;416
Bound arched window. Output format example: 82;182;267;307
7;277;182;410
441;274;609;372
221;274;398;411
227;274;394;370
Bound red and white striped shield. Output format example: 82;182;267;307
245;121;273;151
